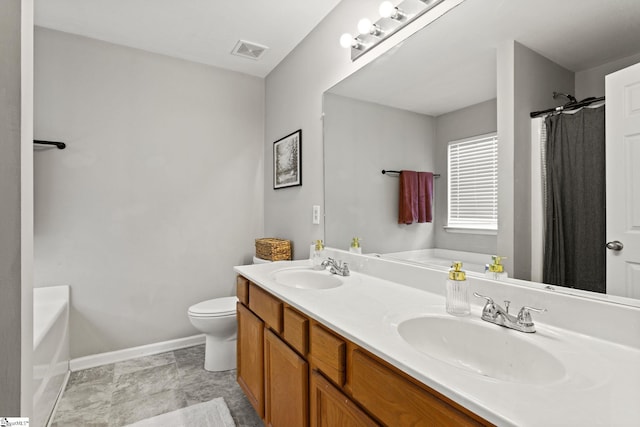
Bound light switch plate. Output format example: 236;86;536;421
312;205;321;224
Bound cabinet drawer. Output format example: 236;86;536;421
350;350;489;427
310;324;346;386
237;275;249;305
248;283;283;333
284;306;309;356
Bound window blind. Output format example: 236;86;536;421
447;133;498;230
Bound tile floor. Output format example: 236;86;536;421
50;345;263;427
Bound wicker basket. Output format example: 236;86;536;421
255;238;292;261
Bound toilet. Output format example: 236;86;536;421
188;258;271;371
187;296;238;372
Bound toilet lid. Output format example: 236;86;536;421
188;296;238;317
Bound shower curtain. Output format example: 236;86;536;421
542;105;606;293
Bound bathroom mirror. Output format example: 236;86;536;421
323;0;640;303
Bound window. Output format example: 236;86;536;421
447;133;498;232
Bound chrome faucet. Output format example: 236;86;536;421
321;257;350;276
473;293;546;333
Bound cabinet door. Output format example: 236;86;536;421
310;370;379;427
264;329;309;427
237;303;264;418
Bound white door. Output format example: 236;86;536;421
606;61;640;299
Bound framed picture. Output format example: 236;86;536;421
273;129;302;189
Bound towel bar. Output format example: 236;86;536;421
382;170;440;178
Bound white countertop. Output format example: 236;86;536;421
234;258;640;427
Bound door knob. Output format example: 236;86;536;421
606;240;624;251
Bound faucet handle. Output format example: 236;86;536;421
517;306;547;326
321;257;334;267
473;292;494;304
473;293;497;317
342;262;350;275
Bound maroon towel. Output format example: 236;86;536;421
398;170;433;224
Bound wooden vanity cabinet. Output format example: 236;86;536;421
238;280;308;427
310;322;346;386
264;329;309;427
248;282;283;333
349;349;487;427
236;275;249;305
310;370;379;427
284;306;309;355
236;302;264;418
236;275;493;427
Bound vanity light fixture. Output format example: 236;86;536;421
339;33;354;48
379;1;406;21
357;18;373;34
339;33;366;50
340;0;447;61
357;18;384;37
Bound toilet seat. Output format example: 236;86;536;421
188;296;237;318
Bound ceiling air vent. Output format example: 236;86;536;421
231;40;269;60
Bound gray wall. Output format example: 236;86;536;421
21;0;35;416
263;0;356;260
323;93;436;254
434;98;498;254
497;41;574;280
34;28;265;358
0;0;22;416
576;51;640;99
323;95;499;256
264;0;446;259
265;0;624;279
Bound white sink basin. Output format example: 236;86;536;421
397;316;566;384
271;267;343;290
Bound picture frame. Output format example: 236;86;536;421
273;129;302;189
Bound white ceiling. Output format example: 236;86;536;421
34;0;342;78
329;0;640;116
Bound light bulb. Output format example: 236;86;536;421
339;33;354;49
379;1;395;18
357;18;373;35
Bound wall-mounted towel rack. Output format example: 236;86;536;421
34;140;66;149
382;169;440;178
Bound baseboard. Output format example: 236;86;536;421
69;334;205;371
46;370;70;427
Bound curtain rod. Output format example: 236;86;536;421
530;96;605;118
382;170;440;178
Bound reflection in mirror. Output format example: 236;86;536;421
323;0;640;304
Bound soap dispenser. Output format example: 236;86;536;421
349;237;362;254
446;261;470;316
312;239;325;270
485;255;508;280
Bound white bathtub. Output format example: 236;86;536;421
33;286;70;427
382;248;491;274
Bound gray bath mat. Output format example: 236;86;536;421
124;397;235;427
